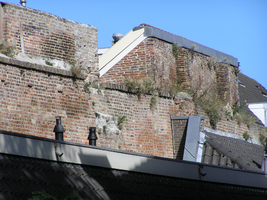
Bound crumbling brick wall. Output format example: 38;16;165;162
0;2;98;72
99;37;177;90
0;57;95;144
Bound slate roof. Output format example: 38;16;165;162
202;131;264;172
1;153;267;200
238;73;267;103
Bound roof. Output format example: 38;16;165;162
99;24;238;77
1;130;267;199
1;153;267;200
238;73;267;104
202;131;264;172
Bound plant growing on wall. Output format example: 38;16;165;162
123;77;155;99
150;95;158;110
0;42;17;58
45;60;54;66
197;91;224;129
117;116;126;130
207;56;218;71
84;83;90;93
232;66;240;76
237;111;258;128
172;43;179;59
71;65;83;78
243;131;250;141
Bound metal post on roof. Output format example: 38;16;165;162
53;116;65;141
53;116;65;158
88;127;98;146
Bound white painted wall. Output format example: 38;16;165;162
248;103;267;126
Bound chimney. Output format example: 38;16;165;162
20;0;26;7
53;116;65;141
112;33;123;44
88;127;98;146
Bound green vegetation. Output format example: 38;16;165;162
71;65;83;78
123;77;155;99
172;43;179;58
0;42;16;58
84;83;90;93
232;66;240;76
117;116;126;130
150;95;158;110
194;89;224;129
95;112;100;118
103;125;107;134
243;131;250;141
45;60;54;66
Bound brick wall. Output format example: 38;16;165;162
171;119;187;159
0;3;98;72
0;56;179;158
99;36;265;143
99;38;177;89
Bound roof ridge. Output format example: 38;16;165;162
139;23;235;58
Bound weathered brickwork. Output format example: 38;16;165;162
0;3;265;160
0;57;178;158
0;58;96;144
171;119;187;159
99;38;177;89
0;3;98;72
99;36;264;144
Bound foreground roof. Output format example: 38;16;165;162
202;131;264;172
1;130;267;199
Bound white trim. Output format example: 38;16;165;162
99;28;146;77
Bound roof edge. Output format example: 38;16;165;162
142;25;238;67
1;130;267;189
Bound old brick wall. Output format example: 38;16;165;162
99;36;265;143
0;56;180;158
99;38;177;89
0;57;95;144
0;3;98;72
171;119;187;159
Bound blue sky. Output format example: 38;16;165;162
5;0;267;89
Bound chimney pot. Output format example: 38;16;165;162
88;127;98;146
53;116;65;141
20;0;26;7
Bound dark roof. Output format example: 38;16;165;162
1;153;267;200
238;73;267;103
202;131;264;172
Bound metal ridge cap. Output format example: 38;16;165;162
143;25;238;67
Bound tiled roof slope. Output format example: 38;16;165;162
1;153;267;200
202;131;264;172
238;73;267;103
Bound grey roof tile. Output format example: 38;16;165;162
202;131;264;172
238;73;267;103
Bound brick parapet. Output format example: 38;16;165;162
1;3;98;72
0;56;87;79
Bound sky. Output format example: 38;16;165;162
4;0;267;89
